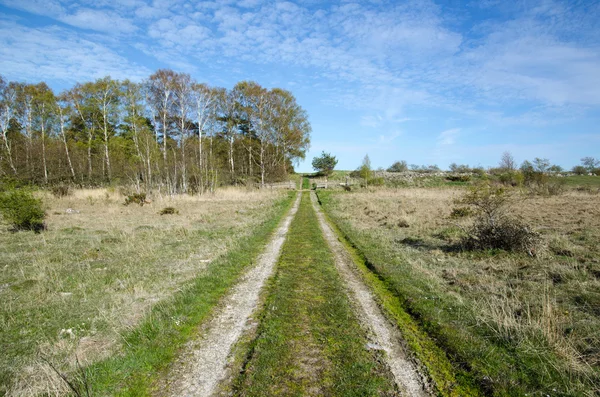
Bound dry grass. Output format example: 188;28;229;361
0;187;286;396
323;188;600;394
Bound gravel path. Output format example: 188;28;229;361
310;192;430;397
163;192;301;397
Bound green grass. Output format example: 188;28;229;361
315;194;482;397
562;175;600;187
78;192;296;396
233;192;397;396
317;190;600;397
0;189;294;396
302;176;309;190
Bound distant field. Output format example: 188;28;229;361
563;175;600;187
0;188;289;396
319;188;600;396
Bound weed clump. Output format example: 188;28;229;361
159;207;178;215
0;188;46;232
124;193;147;206
450;206;472;218
456;183;540;255
446;175;471;182
51;184;71;198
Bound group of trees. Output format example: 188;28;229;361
0;71;311;193
382;153;599;176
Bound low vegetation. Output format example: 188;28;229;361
318;188;600;396
0;187;290;396
456;183;541;254
0;188;46;232
232;193;397;395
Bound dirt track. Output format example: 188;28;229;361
162;192;301;397
163;190;428;396
310;192;429;396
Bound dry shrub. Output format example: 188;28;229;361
159;207;178;215
463;217;541;255
124;193;147;206
450;206;472;218
50;185;71;198
456;183;541;255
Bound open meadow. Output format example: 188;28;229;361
318;186;600;396
0;187;291;396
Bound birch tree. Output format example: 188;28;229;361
0;77;18;175
56;91;76;180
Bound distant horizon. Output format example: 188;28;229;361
1;0;599;173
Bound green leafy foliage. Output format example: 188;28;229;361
0;188;46;232
311;151;337;176
387;160;408;172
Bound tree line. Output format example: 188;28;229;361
0;70;311;193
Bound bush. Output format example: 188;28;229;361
51;184;71;198
450;206;473;218
527;177;566;196
368;177;385;186
387;160;408;172
0;189;46;232
124;193;147;206
446;175;471;182
455;183;540;255
462;217;541;255
159;207;178;215
572;165;588;175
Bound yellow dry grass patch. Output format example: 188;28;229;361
1;187;286;396
329;188;600;379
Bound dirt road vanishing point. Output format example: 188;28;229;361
163;190;428;396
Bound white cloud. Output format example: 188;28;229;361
61;8;138;33
437;128;460;146
0;21;150;85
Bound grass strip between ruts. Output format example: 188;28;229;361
232;192;397;396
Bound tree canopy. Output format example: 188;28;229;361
0;71;311;192
312;151;337;176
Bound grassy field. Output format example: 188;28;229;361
318;188;600;396
232;192;397;396
0;187;292;396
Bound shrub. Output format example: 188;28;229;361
572;165;587;175
159;207;178;215
446;175;471;182
387;160;408;172
0;189;46;232
368;177;385;186
124;193;147;206
462;217;541;255
450;206;473;218
455;183;540;255
527;177;566;196
51;184;71;198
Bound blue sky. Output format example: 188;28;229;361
1;0;599;172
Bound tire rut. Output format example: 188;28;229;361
310;191;430;397
162;192;301;397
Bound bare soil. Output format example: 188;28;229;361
160;192;301;396
310;192;430;396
